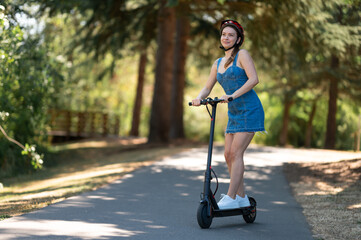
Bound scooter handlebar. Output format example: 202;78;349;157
188;97;233;106
188;99;207;106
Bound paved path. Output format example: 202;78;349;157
0;145;360;239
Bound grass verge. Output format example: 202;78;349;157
0;137;193;219
284;158;361;240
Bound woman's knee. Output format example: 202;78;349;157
224;149;231;160
224;150;240;163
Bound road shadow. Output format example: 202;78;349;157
0;146;313;240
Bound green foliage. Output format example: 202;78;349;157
255;91;283;146
0;4;62;177
21;144;44;169
335;102;360;150
0;215;11;220
0;0;359;159
30;0;159;60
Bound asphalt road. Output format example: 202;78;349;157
1;145;359;239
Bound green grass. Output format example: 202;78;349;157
0;215;11;220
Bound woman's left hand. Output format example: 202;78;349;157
220;95;233;103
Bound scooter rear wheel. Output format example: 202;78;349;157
243;197;257;223
197;203;213;228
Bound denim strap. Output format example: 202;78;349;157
217;58;222;71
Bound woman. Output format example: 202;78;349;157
191;20;265;210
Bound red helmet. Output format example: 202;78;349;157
220;19;244;46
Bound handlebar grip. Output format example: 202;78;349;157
228;97;233;102
189;99;205;106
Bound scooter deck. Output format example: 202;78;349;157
213;206;255;217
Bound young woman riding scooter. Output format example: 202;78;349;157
191;19;265;210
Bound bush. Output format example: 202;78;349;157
0;6;61;177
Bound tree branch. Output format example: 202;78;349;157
0;125;25;150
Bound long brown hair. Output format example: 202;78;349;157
224;45;240;69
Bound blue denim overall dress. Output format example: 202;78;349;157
216;51;265;133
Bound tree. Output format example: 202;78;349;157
129;1;158;136
129;50;147;137
167;0;259;140
148;0;176;143
305;98;318;148
248;0;312;146
0;2;61;176
31;0;163;138
318;1;361;149
247;0;361;149
170;8;190;140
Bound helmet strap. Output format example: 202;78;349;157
219;45;234;51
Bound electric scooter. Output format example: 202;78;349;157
189;97;257;229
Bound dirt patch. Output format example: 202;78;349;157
284;158;361;240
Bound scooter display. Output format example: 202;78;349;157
189;97;257;229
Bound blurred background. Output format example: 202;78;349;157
0;0;360;177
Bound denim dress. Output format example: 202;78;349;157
216;51;265;133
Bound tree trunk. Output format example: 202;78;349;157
324;55;339;149
130;50;147;136
355;115;361;152
305;100;317;148
279;95;294;146
169;15;189;140
148;1;175;143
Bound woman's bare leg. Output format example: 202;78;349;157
224;133;234;174
225;132;254;199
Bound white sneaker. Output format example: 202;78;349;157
220;193;226;200
217;195;239;210
237;194;251;208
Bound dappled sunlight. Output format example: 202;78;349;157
2;0;360;238
1;145;189;219
300;181;344;196
151;148;207;172
1;144;336;239
0;217;144;239
150;147;226;174
174;183;188;187
190;175;204;181
347;203;361;210
145;225;167;229
3;162;151;201
244;155;284;167
285;158;361;240
256;208;270;212
53;137;147;150
129;218;153;223
87;195;116;201
271;201;287;205
147;144;360;177
51;196;94;208
245;169;272;180
115;211;132;216
247;144;361;165
216;177;231;184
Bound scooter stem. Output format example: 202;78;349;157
203;103;217;201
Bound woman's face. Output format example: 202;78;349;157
221;26;239;49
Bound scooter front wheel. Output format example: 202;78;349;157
197;203;213;228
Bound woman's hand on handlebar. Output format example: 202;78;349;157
191;98;202;106
220;95;233;103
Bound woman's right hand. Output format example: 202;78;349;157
191;99;202;106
